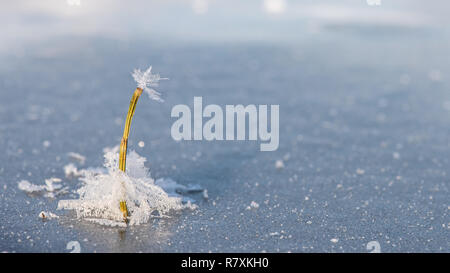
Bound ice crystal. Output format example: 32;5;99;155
132;66;167;102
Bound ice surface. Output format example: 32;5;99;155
58;146;197;226
2;0;450;252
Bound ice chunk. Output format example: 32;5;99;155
42;140;51;148
44;178;62;192
18;178;66;198
68;152;86;165
275;160;284;169
18;180;45;193
155;178;203;194
202;189;209;200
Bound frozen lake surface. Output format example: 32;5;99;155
0;0;449;252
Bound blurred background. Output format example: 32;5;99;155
0;0;449;252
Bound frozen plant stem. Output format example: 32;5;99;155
117;65;165;223
118;87;143;222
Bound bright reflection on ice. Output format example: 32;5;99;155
263;0;286;14
67;0;81;6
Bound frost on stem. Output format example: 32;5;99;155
132;66;167;102
57;147;198;226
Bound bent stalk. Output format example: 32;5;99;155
119;87;143;222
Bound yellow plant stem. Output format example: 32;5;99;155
119;87;143;222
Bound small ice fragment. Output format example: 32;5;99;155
18;180;45;193
392;152;400;160
138;141;145;148
43;140;51;148
275;160;284;169
64;163;81;178
68;152;86;165
85;218;127;228
155;178;203;194
356;168;365;175
44;178;62;192
202;189;209;199
269;232;280;236
181;196;197;205
246;201;259;210
330;238;339;243
186;184;203;193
